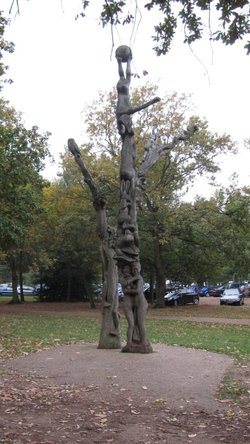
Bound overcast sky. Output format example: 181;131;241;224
2;0;250;199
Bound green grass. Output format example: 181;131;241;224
0;314;100;360
219;372;249;403
0;295;37;302
147;319;250;362
0;314;249;363
149;303;250;319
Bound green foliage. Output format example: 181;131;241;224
0;99;50;251
30;157;103;301
75;85;246;288
81;0;250;54
0;12;15;89
0;98;50;304
142;185;250;285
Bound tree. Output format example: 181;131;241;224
80;0;250;54
8;1;250;54
28;170;101;303
172;186;250;285
0;12;14;90
0;98;50;302
208;185;250;280
134;92;235;306
80;82;236;307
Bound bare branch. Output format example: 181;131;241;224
67;138;106;210
136;125;198;192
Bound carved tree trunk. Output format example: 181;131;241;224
114;45;160;353
68;139;121;349
68;47;197;352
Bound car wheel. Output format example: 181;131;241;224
193;298;199;305
174;300;178;307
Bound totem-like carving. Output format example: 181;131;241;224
115;45;160;353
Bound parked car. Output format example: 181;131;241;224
240;282;250;297
198;286;210;297
17;285;35;295
117;283;124;301
227;281;243;291
164;288;199;306
0;284;13;296
93;283;124;301
143;283;156;301
220;288;244;306
209;285;225;297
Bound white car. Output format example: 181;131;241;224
220;288;244;306
17;285;35;295
0;284;13;296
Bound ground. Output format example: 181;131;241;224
0;300;249;444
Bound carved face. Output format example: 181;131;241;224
123;265;131;278
132;263;141;275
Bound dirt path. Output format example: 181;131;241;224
0;301;249;443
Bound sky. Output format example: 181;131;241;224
1;0;250;199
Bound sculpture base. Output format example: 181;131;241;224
121;342;153;354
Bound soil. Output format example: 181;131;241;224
0;301;249;444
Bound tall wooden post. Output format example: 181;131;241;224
115;45;160;353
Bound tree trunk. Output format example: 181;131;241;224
149;273;155;304
19;250;24;303
8;253;20;304
68;45;161;352
154;233;166;308
66;267;72;302
97;224;121;349
68;138;121;349
115;46;157;353
88;291;96;309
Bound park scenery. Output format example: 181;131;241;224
1;1;250;443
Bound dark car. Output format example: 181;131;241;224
143;283;156;302
209;285;225;297
93;283;124;301
164;287;199;306
220;288;244;306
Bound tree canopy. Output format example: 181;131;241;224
0;12;14;90
80;0;250;54
6;1;250;54
0;98;50;301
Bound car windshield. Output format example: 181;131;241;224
223;289;239;296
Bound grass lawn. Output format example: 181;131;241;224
0;313;249;363
0;295;37;302
149;303;250;319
